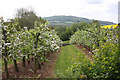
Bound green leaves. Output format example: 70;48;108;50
1;17;62;65
69;22;119;79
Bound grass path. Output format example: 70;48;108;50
55;45;90;77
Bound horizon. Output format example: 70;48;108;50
42;15;116;23
2;15;117;24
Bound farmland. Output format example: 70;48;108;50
0;14;120;79
101;24;118;29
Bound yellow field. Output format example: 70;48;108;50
101;24;118;29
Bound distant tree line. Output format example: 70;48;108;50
52;20;100;41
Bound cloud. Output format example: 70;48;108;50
118;1;120;23
84;0;103;4
78;0;118;23
0;0;119;23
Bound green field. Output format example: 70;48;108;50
55;45;90;78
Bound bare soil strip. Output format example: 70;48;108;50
75;44;93;60
2;48;61;79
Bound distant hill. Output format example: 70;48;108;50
43;15;115;27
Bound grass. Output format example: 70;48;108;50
63;40;69;43
1;58;21;68
49;21;60;23
55;45;90;78
62;40;70;46
65;21;74;23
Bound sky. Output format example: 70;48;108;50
0;0;119;23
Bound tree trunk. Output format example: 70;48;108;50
34;33;41;72
22;56;26;67
31;56;34;61
4;58;9;78
27;54;30;64
34;56;38;73
44;53;46;62
13;59;19;72
2;21;9;78
37;56;41;69
38;62;41;69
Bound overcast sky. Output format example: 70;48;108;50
0;0;119;23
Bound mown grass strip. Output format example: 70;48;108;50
55;45;90;78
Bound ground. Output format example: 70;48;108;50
55;45;91;77
75;44;93;60
2;48;61;79
2;44;92;79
